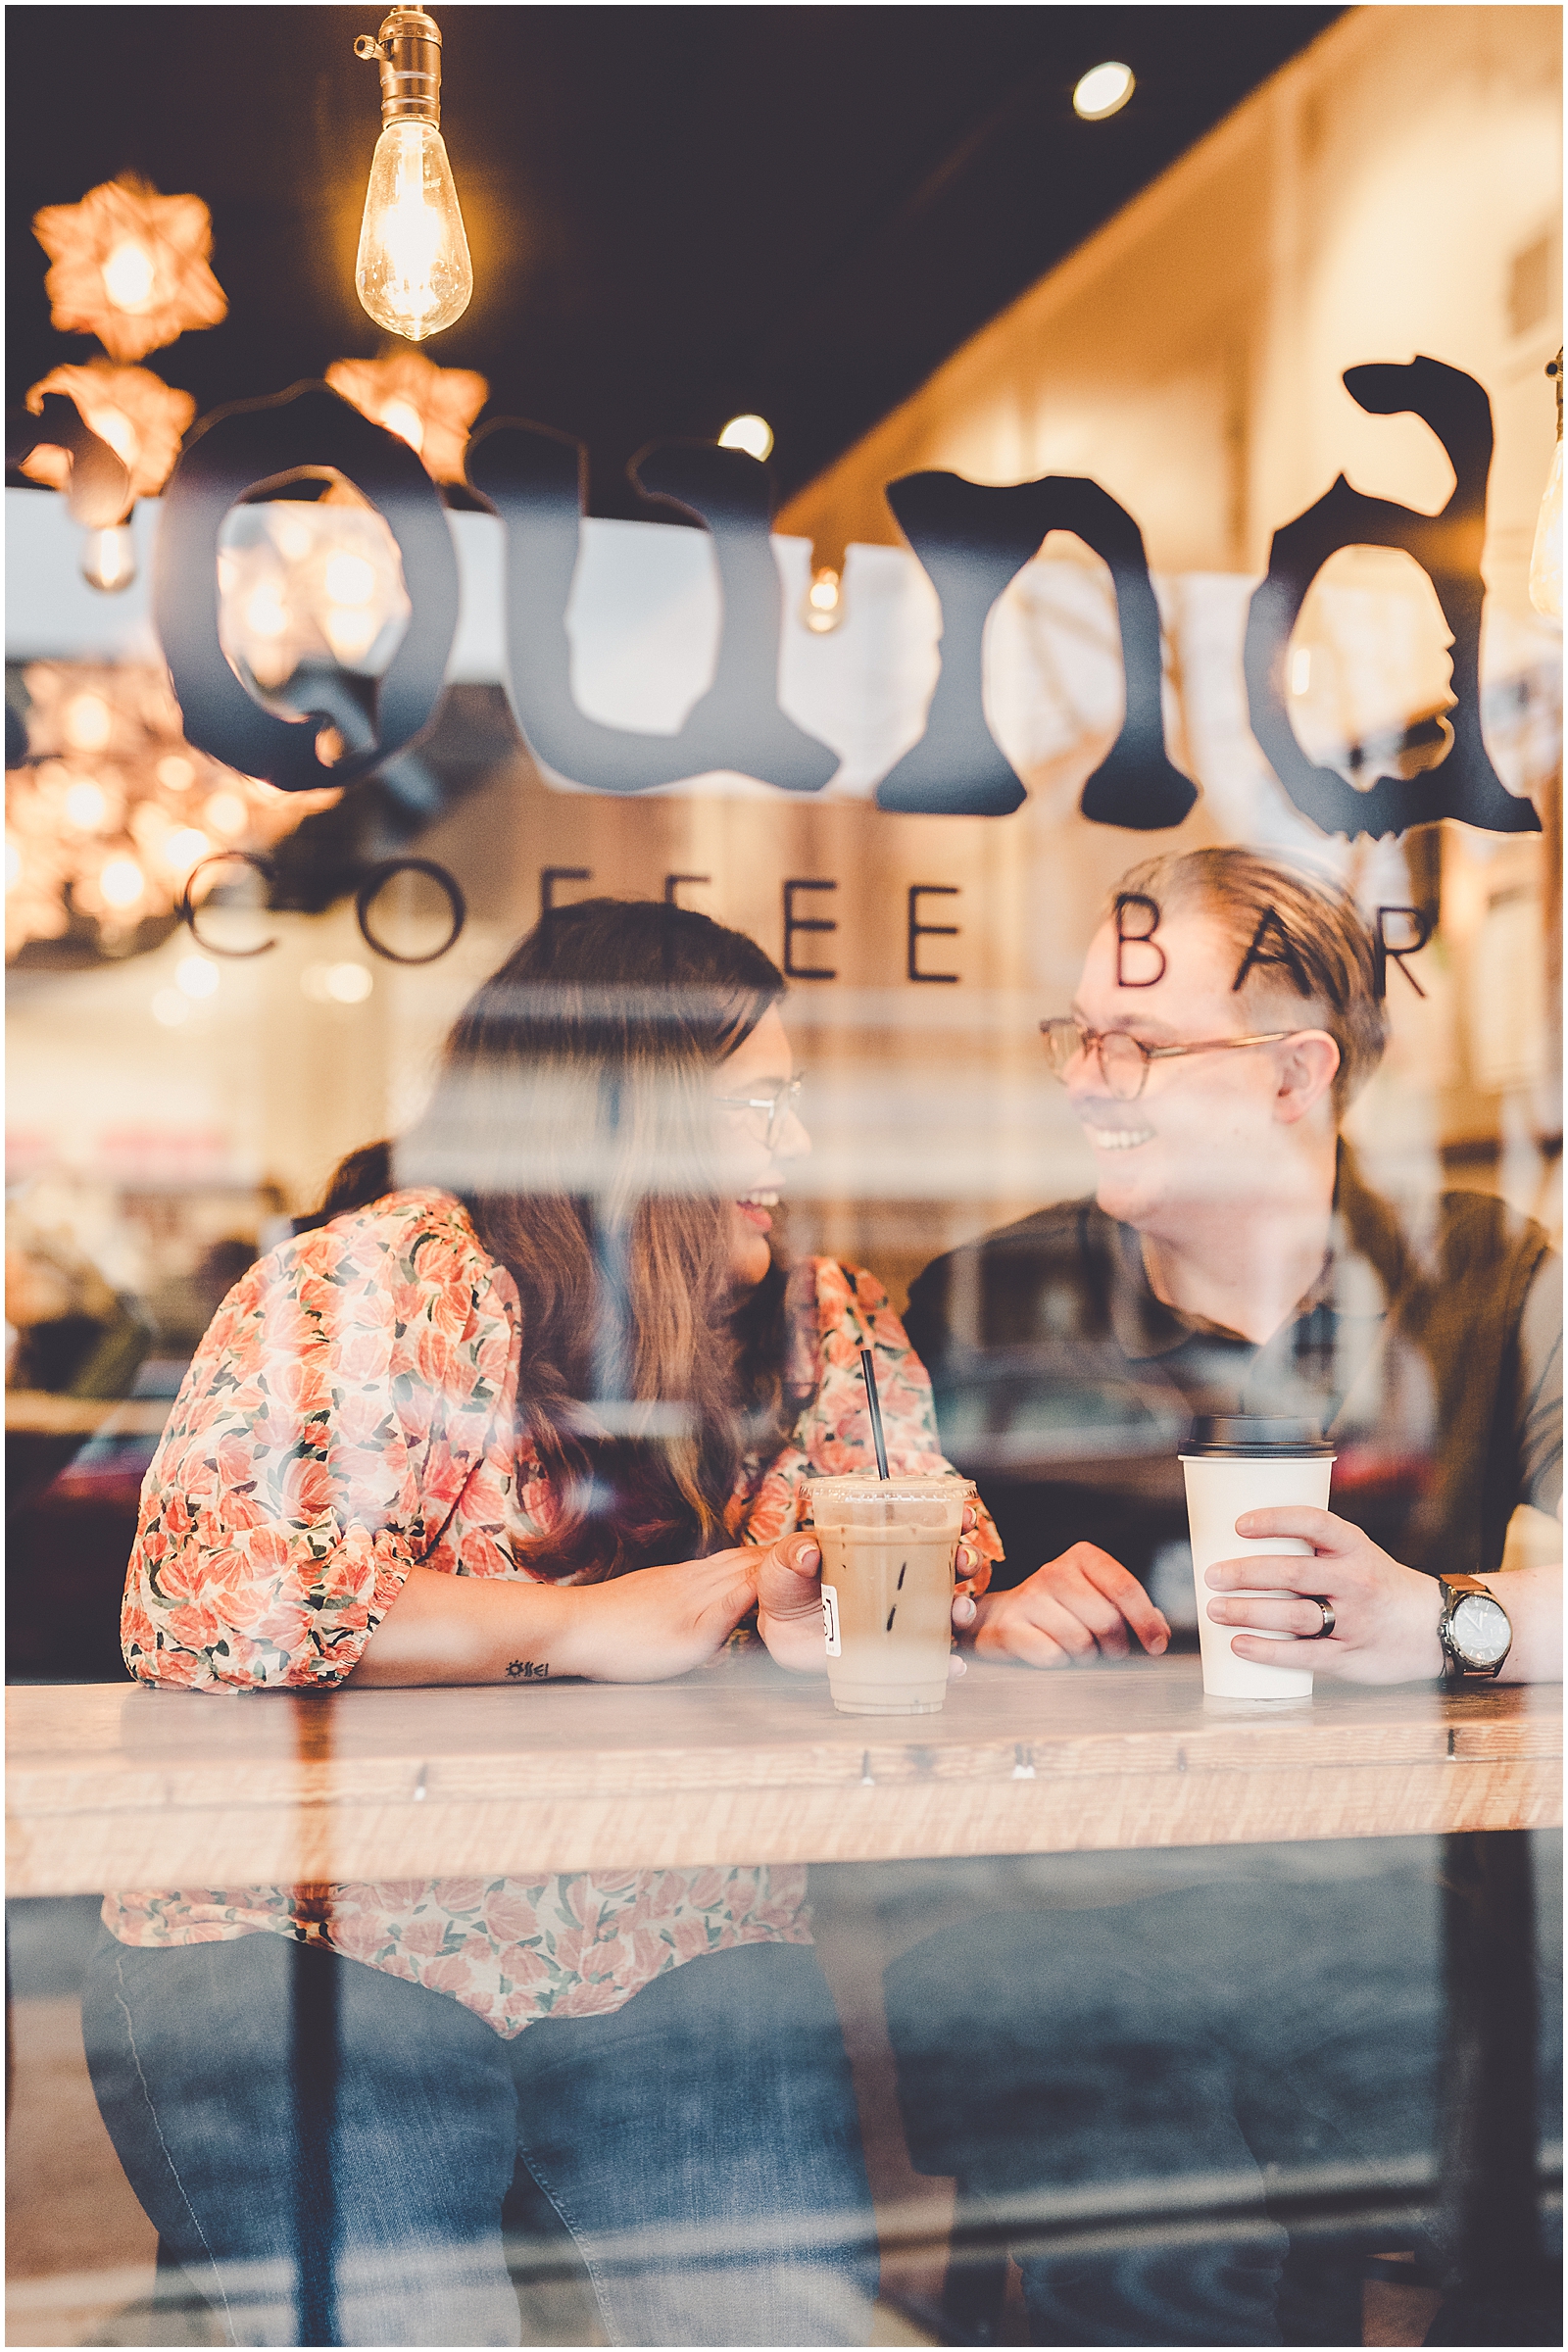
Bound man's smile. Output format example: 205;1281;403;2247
1083;1124;1155;1152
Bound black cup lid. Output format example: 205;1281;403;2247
1182;1414;1336;1458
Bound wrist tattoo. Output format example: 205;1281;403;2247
506;1659;549;1681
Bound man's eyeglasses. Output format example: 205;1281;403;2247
1039;1019;1304;1102
712;1073;807;1150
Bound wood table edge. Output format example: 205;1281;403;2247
10;1750;1561;1897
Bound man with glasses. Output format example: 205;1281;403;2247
889;848;1561;2346
906;847;1560;1681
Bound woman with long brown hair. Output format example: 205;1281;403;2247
83;897;1001;2348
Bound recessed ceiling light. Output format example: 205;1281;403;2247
1073;62;1135;122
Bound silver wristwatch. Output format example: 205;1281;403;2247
1436;1574;1512;1683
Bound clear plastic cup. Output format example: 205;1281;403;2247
808;1472;974;1715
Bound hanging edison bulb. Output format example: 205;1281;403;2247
1528;350;1562;623
353;8;472;341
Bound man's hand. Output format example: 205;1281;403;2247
1203;1507;1446;1685
965;1542;1171;1668
757;1509;988;1674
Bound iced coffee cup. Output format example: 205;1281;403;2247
1179;1416;1335;1700
808;1472;974;1716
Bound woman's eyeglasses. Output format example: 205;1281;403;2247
712;1073;807;1150
1039;1019;1303;1102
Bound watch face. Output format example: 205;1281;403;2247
1451;1592;1511;1666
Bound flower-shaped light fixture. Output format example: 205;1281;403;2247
32;174;227;365
5;664;340;962
324;349;488;480
23;361;195;507
21;360;196;595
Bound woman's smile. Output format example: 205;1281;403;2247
737;1189;779;1233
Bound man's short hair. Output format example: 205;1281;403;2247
1111;849;1388;1115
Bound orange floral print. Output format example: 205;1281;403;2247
106;1190;1001;2039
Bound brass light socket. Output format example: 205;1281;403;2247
355;6;443;127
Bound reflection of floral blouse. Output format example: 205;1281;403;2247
109;1189;1002;2038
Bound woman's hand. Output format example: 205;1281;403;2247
756;1509;989;1675
564;1549;763;1682
963;1542;1171;1669
356;1551;759;1688
1203;1507;1447;1685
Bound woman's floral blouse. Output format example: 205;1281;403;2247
109;1189;1002;2039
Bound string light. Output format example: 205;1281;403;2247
64;780;110;831
174;953;220;1000
203;791;250;840
79;525;138;594
324;553;377;606
163;826;215;878
718;414;774;462
326;961;374;1004
802;566;844;635
244;585;293;640
215;502;411;693
323;608;381;663
5;664;342;963
1073;63;1135;121
302;959;375;1004
354;9;473;341
98;857;146;909
64;692;114;753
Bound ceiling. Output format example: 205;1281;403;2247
6;5;1343;518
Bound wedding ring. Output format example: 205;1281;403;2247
1309;1596;1336;1639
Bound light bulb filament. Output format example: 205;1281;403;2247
356;119;472;341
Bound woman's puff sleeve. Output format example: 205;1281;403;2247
121;1194;520;1693
740;1256;1004;1566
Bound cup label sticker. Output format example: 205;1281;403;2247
821;1584;842;1657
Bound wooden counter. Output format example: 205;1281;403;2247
8;1654;1559;1895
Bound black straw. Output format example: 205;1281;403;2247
858;1348;890;1479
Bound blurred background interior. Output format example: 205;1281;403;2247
5;5;1561;2344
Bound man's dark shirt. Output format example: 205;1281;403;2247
904;1146;1560;1590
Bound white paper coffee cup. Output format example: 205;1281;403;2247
1179;1417;1335;1700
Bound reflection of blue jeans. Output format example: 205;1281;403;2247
883;1840;1562;2347
83;1931;877;2347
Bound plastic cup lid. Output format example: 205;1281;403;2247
1181;1414;1336;1458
